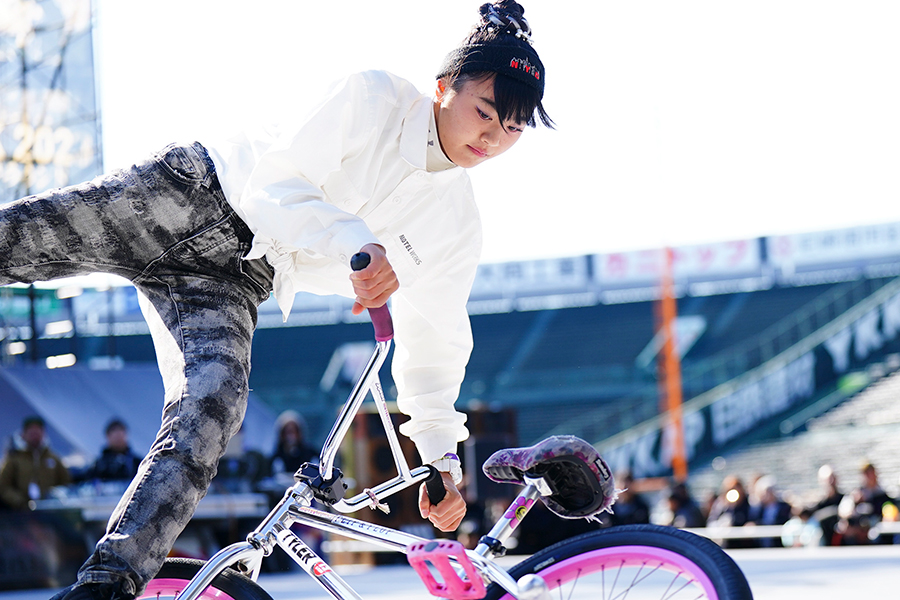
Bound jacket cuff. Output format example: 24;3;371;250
329;222;381;265
405;427;460;466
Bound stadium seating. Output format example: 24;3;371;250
687;365;900;507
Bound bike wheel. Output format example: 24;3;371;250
484;524;752;600
137;557;273;600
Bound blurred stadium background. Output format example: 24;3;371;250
4;223;900;501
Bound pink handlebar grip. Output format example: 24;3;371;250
367;305;394;342
350;252;394;342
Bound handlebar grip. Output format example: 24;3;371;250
424;465;448;506
350;252;394;342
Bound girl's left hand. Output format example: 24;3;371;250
350;243;399;314
418;472;467;532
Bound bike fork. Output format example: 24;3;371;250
170;542;264;600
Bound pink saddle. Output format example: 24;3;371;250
482;435;617;519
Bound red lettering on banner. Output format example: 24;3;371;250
670;248;685;271
605;254;627;277
774;237;791;259
731;240;747;265
697;247;715;270
635;251;660;276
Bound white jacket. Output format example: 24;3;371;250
207;70;480;464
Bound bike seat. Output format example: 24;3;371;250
482;435;618;519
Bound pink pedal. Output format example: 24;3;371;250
407;540;486;600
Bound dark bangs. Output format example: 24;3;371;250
492;72;554;129
453;71;554;129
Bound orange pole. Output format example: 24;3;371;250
658;248;687;482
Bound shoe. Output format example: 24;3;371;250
54;583;134;600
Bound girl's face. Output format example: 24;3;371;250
434;75;526;168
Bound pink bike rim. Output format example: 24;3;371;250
139;578;238;600
501;545;718;599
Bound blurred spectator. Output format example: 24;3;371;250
836;462;895;545
747;476;793;547
604;471;650;526
269;410;318;481
83;419;143;483
593;471;650;528
707;475;750;527
212;427;267;494
746;472;765;507
0;416;71;510
706;475;752;548
809;464;843;546
260;412;324;572
663;481;705;528
883;496;899;545
780;507;823;548
700;489;718;522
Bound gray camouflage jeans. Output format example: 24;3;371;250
0;142;274;595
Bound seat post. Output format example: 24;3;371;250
474;484;543;558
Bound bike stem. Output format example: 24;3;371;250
319;339;392;481
311;335;433;514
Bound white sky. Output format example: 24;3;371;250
93;0;900;264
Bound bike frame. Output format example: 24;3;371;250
173;336;550;600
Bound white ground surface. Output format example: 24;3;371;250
2;545;897;600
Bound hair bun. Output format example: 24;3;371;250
478;1;532;43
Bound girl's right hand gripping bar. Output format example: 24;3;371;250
350;252;394;342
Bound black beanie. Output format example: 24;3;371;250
436;41;545;96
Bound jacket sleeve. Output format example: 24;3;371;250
393;219;482;465
54;453;71;487
0;458;26;509
237;72;381;263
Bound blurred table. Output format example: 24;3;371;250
33;492;269;523
2;492;271;589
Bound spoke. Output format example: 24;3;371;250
544;552;712;600
609;560;623;600
610;562;663;600
564;568;582;600
661;573;699;600
628;562;663;588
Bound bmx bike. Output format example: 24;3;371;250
138;254;753;600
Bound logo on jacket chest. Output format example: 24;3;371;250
399;234;422;266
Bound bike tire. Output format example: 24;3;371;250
483;524;753;600
137;557;273;600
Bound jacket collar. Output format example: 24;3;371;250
399;95;434;170
12;433;48;453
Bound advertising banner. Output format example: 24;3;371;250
470;255;591;296
602;283;900;479
594;239;761;289
768;223;900;272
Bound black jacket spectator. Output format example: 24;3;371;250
84;419;143;482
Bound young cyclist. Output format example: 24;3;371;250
0;2;552;599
